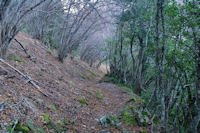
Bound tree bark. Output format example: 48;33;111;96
154;0;161;102
160;0;166;125
190;38;200;133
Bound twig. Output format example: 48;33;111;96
11;119;19;133
0;58;49;97
151;115;155;133
0;99;7;112
14;39;31;58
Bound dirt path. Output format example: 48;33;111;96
68;81;130;132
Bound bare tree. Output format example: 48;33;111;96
0;0;11;22
57;0;103;62
26;0;63;43
0;0;46;58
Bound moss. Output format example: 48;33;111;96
78;98;88;105
120;86;132;92
7;55;24;62
15;125;29;132
44;114;50;123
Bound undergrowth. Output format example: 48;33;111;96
6;114;69;133
92;89;104;99
99;114;120;129
43;114;68;132
77;98;88;105
7;55;24;62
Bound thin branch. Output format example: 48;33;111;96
14;39;31;58
0;58;50;97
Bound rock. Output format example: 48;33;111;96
3;122;8;126
91;126;95;129
82;125;86;128
0;67;8;75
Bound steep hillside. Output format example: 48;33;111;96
0;32;149;132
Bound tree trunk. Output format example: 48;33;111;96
190;38;200;133
154;0;160;102
0;24;17;58
137;36;145;92
160;0;166;128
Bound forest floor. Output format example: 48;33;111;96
0;32;150;133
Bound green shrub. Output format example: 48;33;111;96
122;111;137;124
99;114;120;129
43;114;68;132
121;105;151;126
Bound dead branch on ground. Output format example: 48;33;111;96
0;58;51;97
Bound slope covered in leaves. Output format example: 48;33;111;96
0;32;149;132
